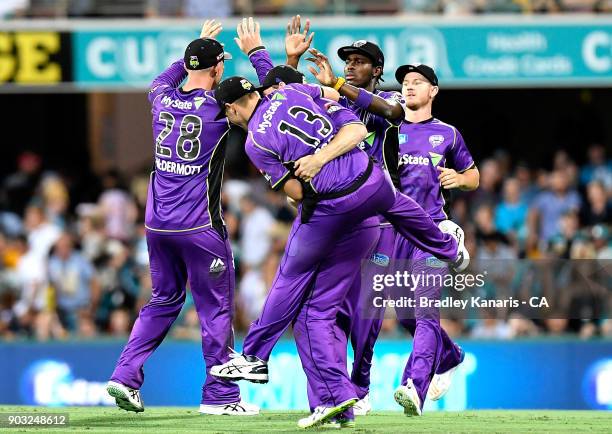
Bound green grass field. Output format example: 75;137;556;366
0;406;612;434
1;407;611;433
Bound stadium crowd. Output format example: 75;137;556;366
1;0;611;19
0;141;610;342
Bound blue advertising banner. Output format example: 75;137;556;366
70;18;612;89
1;339;611;411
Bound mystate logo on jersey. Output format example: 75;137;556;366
399;152;443;167
160;95;193;110
256;101;283;134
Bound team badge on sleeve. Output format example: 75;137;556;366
259;169;272;184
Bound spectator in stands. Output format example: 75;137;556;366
580;180;611;226
239;196;275;269
469;159;501;212
76;206;107;261
48;232;98;332
2;152;42;216
549;211;580;259
470;309;513;339
591;224;612;259
495;177;528;240
529;170;581;243
514;162;539;204
24;203;61;259
97;170;138;241
108;308;132;337
580;143;612;190
40;175;70;228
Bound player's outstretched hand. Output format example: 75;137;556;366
234;17;262;55
200;19;223;39
294;154;324;182
437;166;462;189
285;15;314;61
306;48;336;87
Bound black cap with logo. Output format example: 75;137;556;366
214;76;262;120
184;37;232;70
337;40;385;67
395;64;439;86
261;65;306;89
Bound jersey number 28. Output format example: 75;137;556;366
155;111;202;161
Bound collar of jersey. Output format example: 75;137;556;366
403;117;434;125
178;86;208;95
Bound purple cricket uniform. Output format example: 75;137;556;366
393;117;475;407
338;91;404;170
335;91;406;401
110;53;271;406
239;86;459;409
396;118;475;222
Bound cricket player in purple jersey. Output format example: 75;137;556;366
106;20;270;416
302;42;406;416
208;76;467;428
293;40;476;417
391;64;480;416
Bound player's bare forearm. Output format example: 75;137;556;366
283;179;304;201
438;166;479;191
286;55;300;68
294;123;367;181
338;83;404;120
459;167;480;191
318;122;367;165
321;86;340;102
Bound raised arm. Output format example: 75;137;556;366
148;59;188;103
234;17;274;84
307;48;404;121
285;15;314;68
148;20;223;103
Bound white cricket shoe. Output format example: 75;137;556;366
199;401;260;416
352;393;371;416
394;380;422;416
320;414;355;429
428;349;465;401
209;352;268;383
106;381;144;413
439;220;470;273
297;399;358;429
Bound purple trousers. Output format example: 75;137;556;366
394;236;463;406
110;228;240;405
306;224;394;410
343;233;464;408
242;165;458;408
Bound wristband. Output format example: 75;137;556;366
355;88;374;110
247;46;265;56
333;77;346;91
